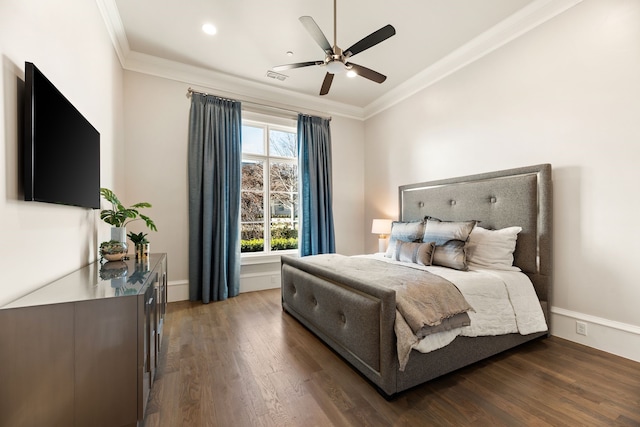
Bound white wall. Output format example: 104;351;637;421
0;0;124;305
122;70;365;297
364;0;640;361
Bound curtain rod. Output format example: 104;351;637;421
186;87;331;121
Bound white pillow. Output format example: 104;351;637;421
466;226;522;271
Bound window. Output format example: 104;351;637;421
241;118;298;255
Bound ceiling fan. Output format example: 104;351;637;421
272;0;396;96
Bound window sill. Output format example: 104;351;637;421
240;251;298;266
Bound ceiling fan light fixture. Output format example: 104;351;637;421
346;69;357;78
326;60;347;74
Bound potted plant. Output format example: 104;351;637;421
100;188;157;244
127;231;150;260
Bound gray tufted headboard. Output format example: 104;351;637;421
399;164;552;309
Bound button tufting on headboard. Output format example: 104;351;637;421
490;197;497;203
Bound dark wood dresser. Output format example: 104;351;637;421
0;253;167;427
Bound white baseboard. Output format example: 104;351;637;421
239;271;281;293
167;280;189;302
550;306;640;363
167;272;280;303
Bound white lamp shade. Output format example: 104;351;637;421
371;219;392;235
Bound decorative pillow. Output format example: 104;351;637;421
422;219;477;246
466;226;522;271
422;219;477;270
385;221;425;258
394;240;435;266
431;240;469;270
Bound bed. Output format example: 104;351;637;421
281;164;552;398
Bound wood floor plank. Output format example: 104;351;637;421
143;289;640;427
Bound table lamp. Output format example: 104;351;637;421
371;219;393;253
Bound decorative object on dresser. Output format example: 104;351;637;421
371;218;393;253
0;254;168;427
128;231;150;260
100;239;129;262
100;188;158;259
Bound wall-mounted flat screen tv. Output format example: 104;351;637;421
24;62;100;209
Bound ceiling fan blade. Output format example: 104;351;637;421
299;16;333;55
272;61;324;71
344;24;396;58
348;63;387;84
320;73;334;95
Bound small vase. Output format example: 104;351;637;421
135;243;150;260
100;240;128;262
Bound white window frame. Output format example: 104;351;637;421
240;115;298;261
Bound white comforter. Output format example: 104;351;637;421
361;254;548;354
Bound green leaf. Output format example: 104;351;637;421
131;202;152;209
100;188;158;232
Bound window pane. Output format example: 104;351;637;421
241;119;298;256
241;191;263;222
242;159;263;191
270;193;294;220
270;161;297;192
269;129;296;158
242;125;265;155
271;220;298;251
241;223;264;253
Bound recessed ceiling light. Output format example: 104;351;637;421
286;51;294;57
202;23;217;35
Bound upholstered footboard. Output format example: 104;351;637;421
281;256;399;396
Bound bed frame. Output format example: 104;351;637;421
281;164;552;398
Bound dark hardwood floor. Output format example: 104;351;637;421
143;288;640;427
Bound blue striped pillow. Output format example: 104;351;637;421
423;219;476;245
394;240;435;266
384;221;425;258
423;219;477;270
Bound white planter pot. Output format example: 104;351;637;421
111;227;127;244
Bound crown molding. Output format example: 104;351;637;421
363;0;584;119
124;51;365;120
97;0;583;122
95;0;130;66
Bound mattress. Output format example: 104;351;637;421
359;254;548;354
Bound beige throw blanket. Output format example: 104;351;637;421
301;254;474;371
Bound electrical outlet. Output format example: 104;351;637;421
576;321;587;336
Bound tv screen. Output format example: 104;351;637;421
24;62;100;209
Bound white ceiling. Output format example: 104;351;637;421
102;0;578;116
